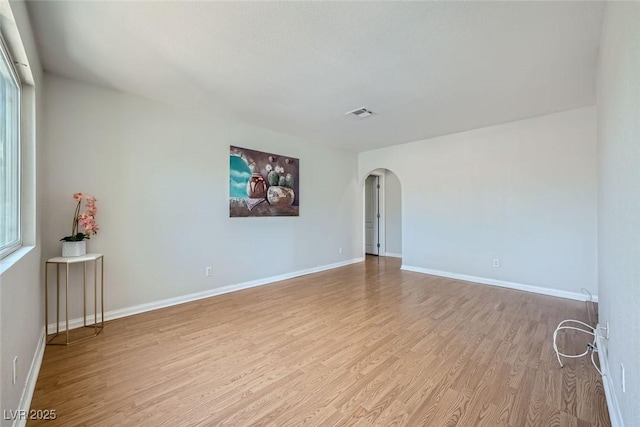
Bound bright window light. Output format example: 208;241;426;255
0;36;21;259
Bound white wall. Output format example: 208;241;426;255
359;107;597;297
384;170;401;256
42;74;362;320
597;2;640;426
0;1;43;424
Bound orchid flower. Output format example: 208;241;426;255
61;193;100;241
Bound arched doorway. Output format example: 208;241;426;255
363;169;402;259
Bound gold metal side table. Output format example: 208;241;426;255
45;253;104;345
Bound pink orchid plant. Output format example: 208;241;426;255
60;192;99;241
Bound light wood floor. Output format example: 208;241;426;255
29;256;609;426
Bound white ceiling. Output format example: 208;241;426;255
27;1;605;152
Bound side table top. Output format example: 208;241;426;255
47;253;104;264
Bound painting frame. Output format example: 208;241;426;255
229;146;300;217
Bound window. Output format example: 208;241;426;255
0;36;21;259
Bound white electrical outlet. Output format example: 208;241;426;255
12;356;17;385
339;248;343;254
621;363;626;393
493;258;500;267
205;266;213;277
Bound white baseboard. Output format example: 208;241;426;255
400;264;598;302
12;328;46;427
384;252;402;258
48;257;365;332
595;329;624;427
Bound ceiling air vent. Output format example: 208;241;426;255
346;107;373;119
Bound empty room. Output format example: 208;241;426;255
0;1;638;426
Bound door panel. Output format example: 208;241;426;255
365;175;378;255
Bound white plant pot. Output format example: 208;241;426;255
62;240;86;257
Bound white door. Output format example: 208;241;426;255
365;175;379;255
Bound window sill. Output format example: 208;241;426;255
0;245;35;276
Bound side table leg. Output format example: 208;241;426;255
84;261;87;327
65;263;69;345
45;263;49;337
101;257;105;328
56;264;60;335
94;258;97;335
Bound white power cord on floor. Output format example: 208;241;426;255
552;319;601;375
552;289;604;375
